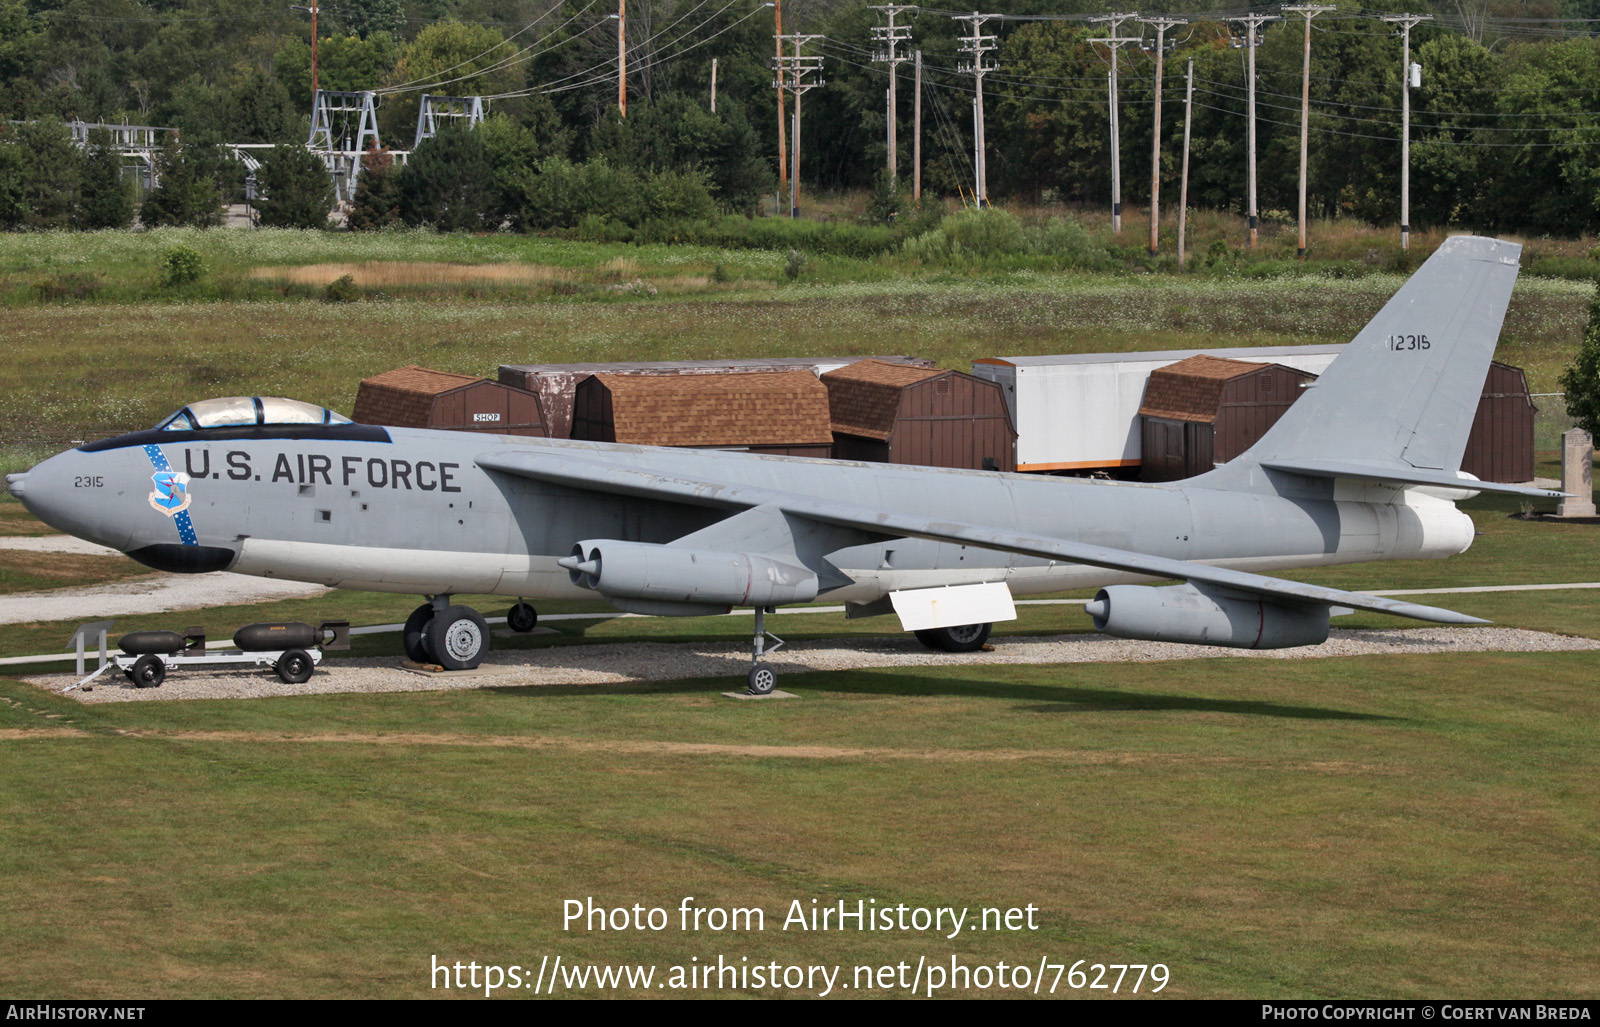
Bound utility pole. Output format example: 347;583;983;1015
773;1;787;212
1383;13;1431;251
1231;11;1279;248
1178;58;1193;266
775;33;824;218
913;49;922;201
1139;15;1184;255
955;12;997;207
1089;12;1141;233
711;58;717;112
617;0;627;116
1284;5;1334;258
870;5;915;185
290;3;321;96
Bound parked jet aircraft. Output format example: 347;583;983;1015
8;236;1561;693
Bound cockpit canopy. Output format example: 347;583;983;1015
157;397;352;432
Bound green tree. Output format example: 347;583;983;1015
380;23;522;143
253;142;335;229
274;32;399;112
0;135;27;229
347;145;402;230
336;0;403;41
396;123;499;231
141;137;225;228
14;117;80;229
1560;283;1600;437
77;135;134;230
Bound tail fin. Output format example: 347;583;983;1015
1197;235;1532;492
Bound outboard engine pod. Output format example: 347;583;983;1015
233;622;318;652
118;630;187;655
1085;583;1330;650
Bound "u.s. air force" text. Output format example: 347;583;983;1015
183;450;462;493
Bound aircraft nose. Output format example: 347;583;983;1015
11;450;134;550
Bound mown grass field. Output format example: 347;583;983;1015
2;226;1598;999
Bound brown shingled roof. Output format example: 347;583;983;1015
1139;354;1274;423
352;365;485;426
591;371;833;447
822;359;946;440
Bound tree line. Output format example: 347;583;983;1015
6;0;1600;235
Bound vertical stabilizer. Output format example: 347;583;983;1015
1216;235;1521;474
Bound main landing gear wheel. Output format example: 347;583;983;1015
747;663;777;696
914;622;993;653
507;602;538;633
426;605;489;671
130;654;165;688
402;603;434;663
276;649;314;685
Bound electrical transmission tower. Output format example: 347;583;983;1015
1283;6;1335;258
774;33;824;217
1382;12;1432;251
955;11;997;208
1230;11;1280;248
1138;15;1184;255
413;95;485;149
1090;12;1140;233
308;90;381;204
870;5;915;185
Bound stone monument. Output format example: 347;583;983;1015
1557;428;1596;518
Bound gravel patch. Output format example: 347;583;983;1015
29;627;1600;703
0;535;120;556
0;572;329;626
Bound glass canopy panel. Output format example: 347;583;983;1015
154;397;352;430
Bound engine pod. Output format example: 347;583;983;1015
567;539;819;608
1085;583;1330;649
234;621;318;652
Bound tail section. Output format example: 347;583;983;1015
1195;236;1552;496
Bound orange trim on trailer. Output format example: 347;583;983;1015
1018;459;1142;471
972;357;1016;366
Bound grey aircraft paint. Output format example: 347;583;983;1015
6;236;1562;685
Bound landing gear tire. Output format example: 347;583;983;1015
507;602;538;633
403;603;434;663
914;623;992;653
130;654;165;688
426;606;489;671
276;649;314;685
747;663;777;696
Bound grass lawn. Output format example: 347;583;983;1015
2;649;1597;998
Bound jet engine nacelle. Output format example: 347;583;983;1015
1084;583;1330;650
562;539;819;608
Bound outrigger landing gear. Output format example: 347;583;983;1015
746;606;783;696
403;594;490;670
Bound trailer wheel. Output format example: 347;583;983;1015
130;654;165;688
276;649;314;685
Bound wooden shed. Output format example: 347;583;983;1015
499;356;937;439
1462;361;1536;484
1138;355;1317;482
823;360;1016;471
352;365;547;436
569;371;834;456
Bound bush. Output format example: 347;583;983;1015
784;249;805;281
323;274;359;303
160;245;205;287
939;207;1026;256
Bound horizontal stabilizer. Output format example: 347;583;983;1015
1260;459;1567;499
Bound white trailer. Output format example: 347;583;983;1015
971;344;1346;472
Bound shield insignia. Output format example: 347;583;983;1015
148;471;192;516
